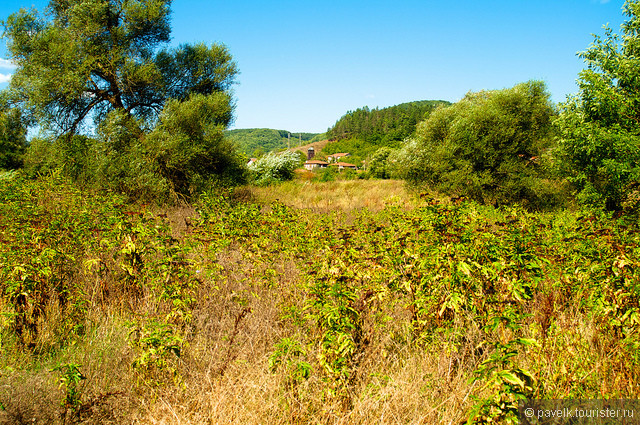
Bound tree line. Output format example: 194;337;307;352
225;128;324;157
0;0;639;213
326;100;451;146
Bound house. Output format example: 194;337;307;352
330;162;358;171
304;160;329;170
327;153;350;163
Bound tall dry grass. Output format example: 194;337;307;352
244;179;423;212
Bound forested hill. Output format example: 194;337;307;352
326;100;451;145
225;128;325;156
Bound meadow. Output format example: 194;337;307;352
0;173;638;424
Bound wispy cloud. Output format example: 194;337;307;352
0;58;16;70
0;74;12;84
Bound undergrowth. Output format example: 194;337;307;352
0;172;639;423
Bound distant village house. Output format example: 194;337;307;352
330;162;357;171
327;153;350;163
304;160;329;170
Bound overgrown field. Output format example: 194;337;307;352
1;173;639;424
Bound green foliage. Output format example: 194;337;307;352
395;81;561;209
555;0;640;212
468;311;537;424
269;337;311;385
0;106;26;170
22;95;246;201
368;146;395;179
326;100;450;145
225;128;324;156
51;362;86;416
247;151;301;186
313;166;337;182
2;0;237;135
2;171;640;421
92;109;171;201
147;92;247;195
3;0;244;201
129;319;183;386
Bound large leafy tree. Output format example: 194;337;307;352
2;0;238;135
2;0;245;199
555;0;640;211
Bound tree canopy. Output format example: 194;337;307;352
394;81;559;208
555;0;640;212
2;0;244;200
2;0;238;135
326;100;450;147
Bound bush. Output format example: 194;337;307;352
23;94;247;202
247;151;301;186
394;81;562;209
146;92;247;196
368;147;396;179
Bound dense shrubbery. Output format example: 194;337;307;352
247;151;302;186
393;81;563;209
367;146;395;179
21;95;247;202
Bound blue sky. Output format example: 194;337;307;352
0;0;628;133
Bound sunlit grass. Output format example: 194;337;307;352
244;178;424;212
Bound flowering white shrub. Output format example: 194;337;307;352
247;151;301;186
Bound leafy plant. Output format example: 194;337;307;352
51;362;86;419
128;319;184;386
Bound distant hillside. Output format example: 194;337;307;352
225;128;325;156
323;100;451;166
326;100;451;145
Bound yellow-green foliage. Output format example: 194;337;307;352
1;174;639;423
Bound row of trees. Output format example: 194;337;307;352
326;100;451;146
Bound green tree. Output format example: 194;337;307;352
395;81;559;208
368;146;395;179
146;92;246;195
2;0;237;135
555;0;640;211
0;105;27;170
3;0;243;199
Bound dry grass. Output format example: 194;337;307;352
244;179;422;212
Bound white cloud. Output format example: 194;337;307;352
0;73;12;83
0;58;16;70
